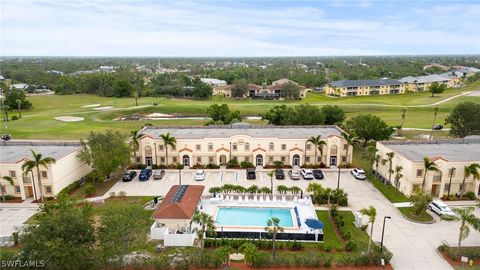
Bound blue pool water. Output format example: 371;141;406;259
215;207;294;227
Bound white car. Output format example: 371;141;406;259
195;170;205;181
300;169;314;180
428;199;455;217
351;168;366;180
289;170;301;180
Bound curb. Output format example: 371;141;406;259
398;210;435;224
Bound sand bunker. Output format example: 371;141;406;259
81;104;101;108
54;116;84;122
147;113;173;118
93;106;114;111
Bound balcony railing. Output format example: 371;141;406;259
23;177;32;184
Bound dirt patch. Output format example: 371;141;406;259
54;116;84;122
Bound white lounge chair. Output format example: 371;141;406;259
293;196;298;202
238;195;243;202
281;196;286;203
266;195;270;203
253;195;258;202
272;195;277;203
259;196;264;203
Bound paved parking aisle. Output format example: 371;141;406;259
0;206;39;236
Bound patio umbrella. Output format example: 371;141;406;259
305;218;324;229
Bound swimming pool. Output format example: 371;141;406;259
215;207;294;227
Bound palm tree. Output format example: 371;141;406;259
265;217;284;259
447;207;480;252
16;99;22;118
398;108;406;136
386;152;395;184
394;165;403;196
259;187;272;194
341;132;359;165
276;185;288;194
267;170;274;194
360;206;377;253
246;185;259;194
21;149;56;202
289;186;301;195
307;135;326;165
429;107;439;139
130;130;140;163
460;164;480;198
374;154;381;175
362;146;377;166
133;91;139;107
160;133;176;166
1;176;14;201
192;212;215;248
3;104;9;122
209;186;222;194
421;157;440;191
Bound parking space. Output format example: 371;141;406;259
0;207;39;236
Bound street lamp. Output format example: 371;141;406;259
380;216;392;252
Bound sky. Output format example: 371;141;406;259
1;0;479;57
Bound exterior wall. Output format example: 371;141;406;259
0;150;90;200
375;142;480;198
325;83;406;97
139;134;352;168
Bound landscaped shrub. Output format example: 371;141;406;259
206;163;220;169
439;243;480;260
345;240;357;251
84;184;96;196
11;115;19;121
227;158;239;168
58;180;81;197
127;164;147;170
118;191;127;196
322;243;333;251
3;195;16;200
240;161;254;168
288;240;304;251
463;191;476;200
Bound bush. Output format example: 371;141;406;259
345;240;357;251
322;243;333;251
175;164;184;170
118;191;127;196
84;184;96;196
58;180;81;197
288;240;304;251
463;191;476;200
227;159;239;168
127;164;147;170
206;163;220;169
3;195;16;200
440;243;480;260
240;161;254;168
11;115;19;121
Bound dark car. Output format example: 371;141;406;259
122;171;137;182
139;168;152;181
246;168;256;180
275;169;285;180
312;169;324;180
433;124;443;130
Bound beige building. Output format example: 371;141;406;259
375;138;480;198
324;79;406;97
137;125;352;168
212;78;308;99
0;141;91;200
399;74;461;92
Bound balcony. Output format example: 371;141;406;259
432;175;442;182
23;177;32;184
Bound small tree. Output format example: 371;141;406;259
240;242;258;266
359;206;377;253
445;101;480;138
160;133;176;166
410;188;433;216
1;176;14;201
130;130;140;163
446;207;480;252
394;165;403;196
192;212;215;248
428;82;446;97
276;185;288;194
16;99;22;118
386;152;395;184
215;245;233;266
429;107;439;139
267;170;274;193
289;186;301;194
347;114;394;146
307;135;326;165
398;108;406;136
246;185;259;194
341;132;359;165
265;217;284;259
421;157;440;191
22;149;56;202
460;163;480;198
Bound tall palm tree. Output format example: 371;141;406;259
374;154;381;175
394;165;403;196
429;107;439;139
130;130;140;163
276;185;288;194
22;150;56;202
160;133;176;166
16;99;22;118
362;146;377;166
386;152;395;184
360;206;377;253
289;186;301;195
307;135;326;165
341;132;359;165
3;104;9;122
1;176;14;201
267;170;275;194
265;217;284;259
421;157;440;191
447;207;480;252
192;212;215;248
460;163;480;198
398;108;406;136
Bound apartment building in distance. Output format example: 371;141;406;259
0;141;91;200
375;137;480;198
211;78;308;99
136;124;352;168
399;74;461;92
324;79;406;97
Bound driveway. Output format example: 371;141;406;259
106;169;480;270
0;205;39;237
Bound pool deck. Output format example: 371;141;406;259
198;194;321;234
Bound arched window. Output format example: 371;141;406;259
244;142;250;151
269;142;274;151
144;146;152;156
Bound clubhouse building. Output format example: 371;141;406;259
212;78;308;99
136;124;352;168
375;137;480;198
0;141;91;200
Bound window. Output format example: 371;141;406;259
196;144;201;151
208;143;213;151
9;171;16;178
208;157;214;163
269;156;274;162
15;186;21;194
444;183;450;191
342;156;347;162
343;144;348;150
306;157;310;162
281;156;286;162
416;169;423;177
45;186;52;194
159;145;164;151
244;143;250;151
136;157;141;163
245;157;250;162
269;142;274;151
232;143;237;151
281;144;286;150
41;171;48;178
317;156;322;163
448;168;456;177
197;157;202;163
306;144;311;150
172;157;177;163
160;157;165;162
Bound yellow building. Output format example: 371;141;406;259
399;74;461;92
324;79;406;97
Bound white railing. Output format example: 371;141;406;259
150;222;196;246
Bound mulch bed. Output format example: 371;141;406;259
1;198;24;203
439;250;480;268
195;262;393;270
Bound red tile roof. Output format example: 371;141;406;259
153;185;205;220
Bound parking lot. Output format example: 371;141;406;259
0;207;39;237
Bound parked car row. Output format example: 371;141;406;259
122;167;166;182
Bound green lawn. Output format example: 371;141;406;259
68;179;119;199
398;207;434;223
3;82;480;139
316;210;342;248
369;177;410;203
337;211;371;252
